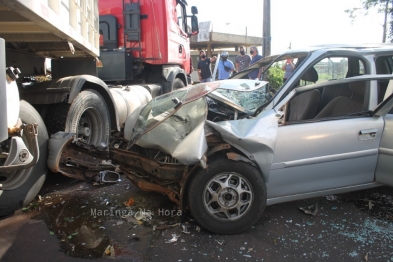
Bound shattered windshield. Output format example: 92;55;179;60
128;82;219;147
213;86;270;112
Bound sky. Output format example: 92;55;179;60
186;0;386;54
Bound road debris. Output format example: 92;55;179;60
326;195;338;201
165;234;180;243
124;198;135;207
134;209;152;221
364;252;369;261
155;223;180;230
299;202;319;216
122;215;142;225
181;224;190;234
215;239;224;245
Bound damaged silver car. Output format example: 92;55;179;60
49;45;393;234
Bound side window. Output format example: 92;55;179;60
284;80;370;124
314;57;348;83
176;3;186;32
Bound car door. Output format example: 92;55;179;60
267;76;393;201
374;83;393;185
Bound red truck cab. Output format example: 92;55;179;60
98;0;198;94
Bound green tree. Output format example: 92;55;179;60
345;0;392;43
266;63;284;90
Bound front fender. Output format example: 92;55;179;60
19;75;120;131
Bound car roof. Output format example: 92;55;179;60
230;43;393;80
272;43;393;55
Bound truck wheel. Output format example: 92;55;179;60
187;158;266;234
0;100;48;216
66;90;110;146
46;90;110;146
173;78;185;90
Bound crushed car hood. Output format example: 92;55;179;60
123;80;279;175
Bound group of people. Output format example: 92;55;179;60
197;46;263;82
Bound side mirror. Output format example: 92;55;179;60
191;6;198;15
191;16;199;35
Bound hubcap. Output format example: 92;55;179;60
76;108;104;145
203;172;253;221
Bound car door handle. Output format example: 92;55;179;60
359;128;378;140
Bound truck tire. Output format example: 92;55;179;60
173;78;185;90
187;158;266;234
46;90;110;146
0;100;48;216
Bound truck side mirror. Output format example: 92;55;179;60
191;6;198;15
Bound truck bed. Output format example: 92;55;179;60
0;0;99;58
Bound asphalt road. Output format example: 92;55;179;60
1;173;393;262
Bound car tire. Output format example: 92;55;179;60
0;100;48;216
172;78;185;90
46;90;110;146
187;158;266;234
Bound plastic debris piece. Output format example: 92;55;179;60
99;226;106;229
49;231;54;236
68;235;72;239
368;200;373;210
134;209;152;221
116;221;124;226
181;247;188;251
195;226;201;232
299;202;319;216
215;239;224;245
181;239;185;243
38;195;42;202
325;195;338;201
248;248;253;251
243;254;252;258
364;252;369;261
125;198;135;207
181;224;190;234
104;245;111;255
240;247;245;250
165;234;180;243
331;206;338;210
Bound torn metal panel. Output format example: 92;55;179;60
127;82;219;147
206;110;279;181
136;97;208;165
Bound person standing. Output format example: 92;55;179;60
248;46;263;79
235;46;251;72
282;58;295;82
218;51;234;80
197;50;216;82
